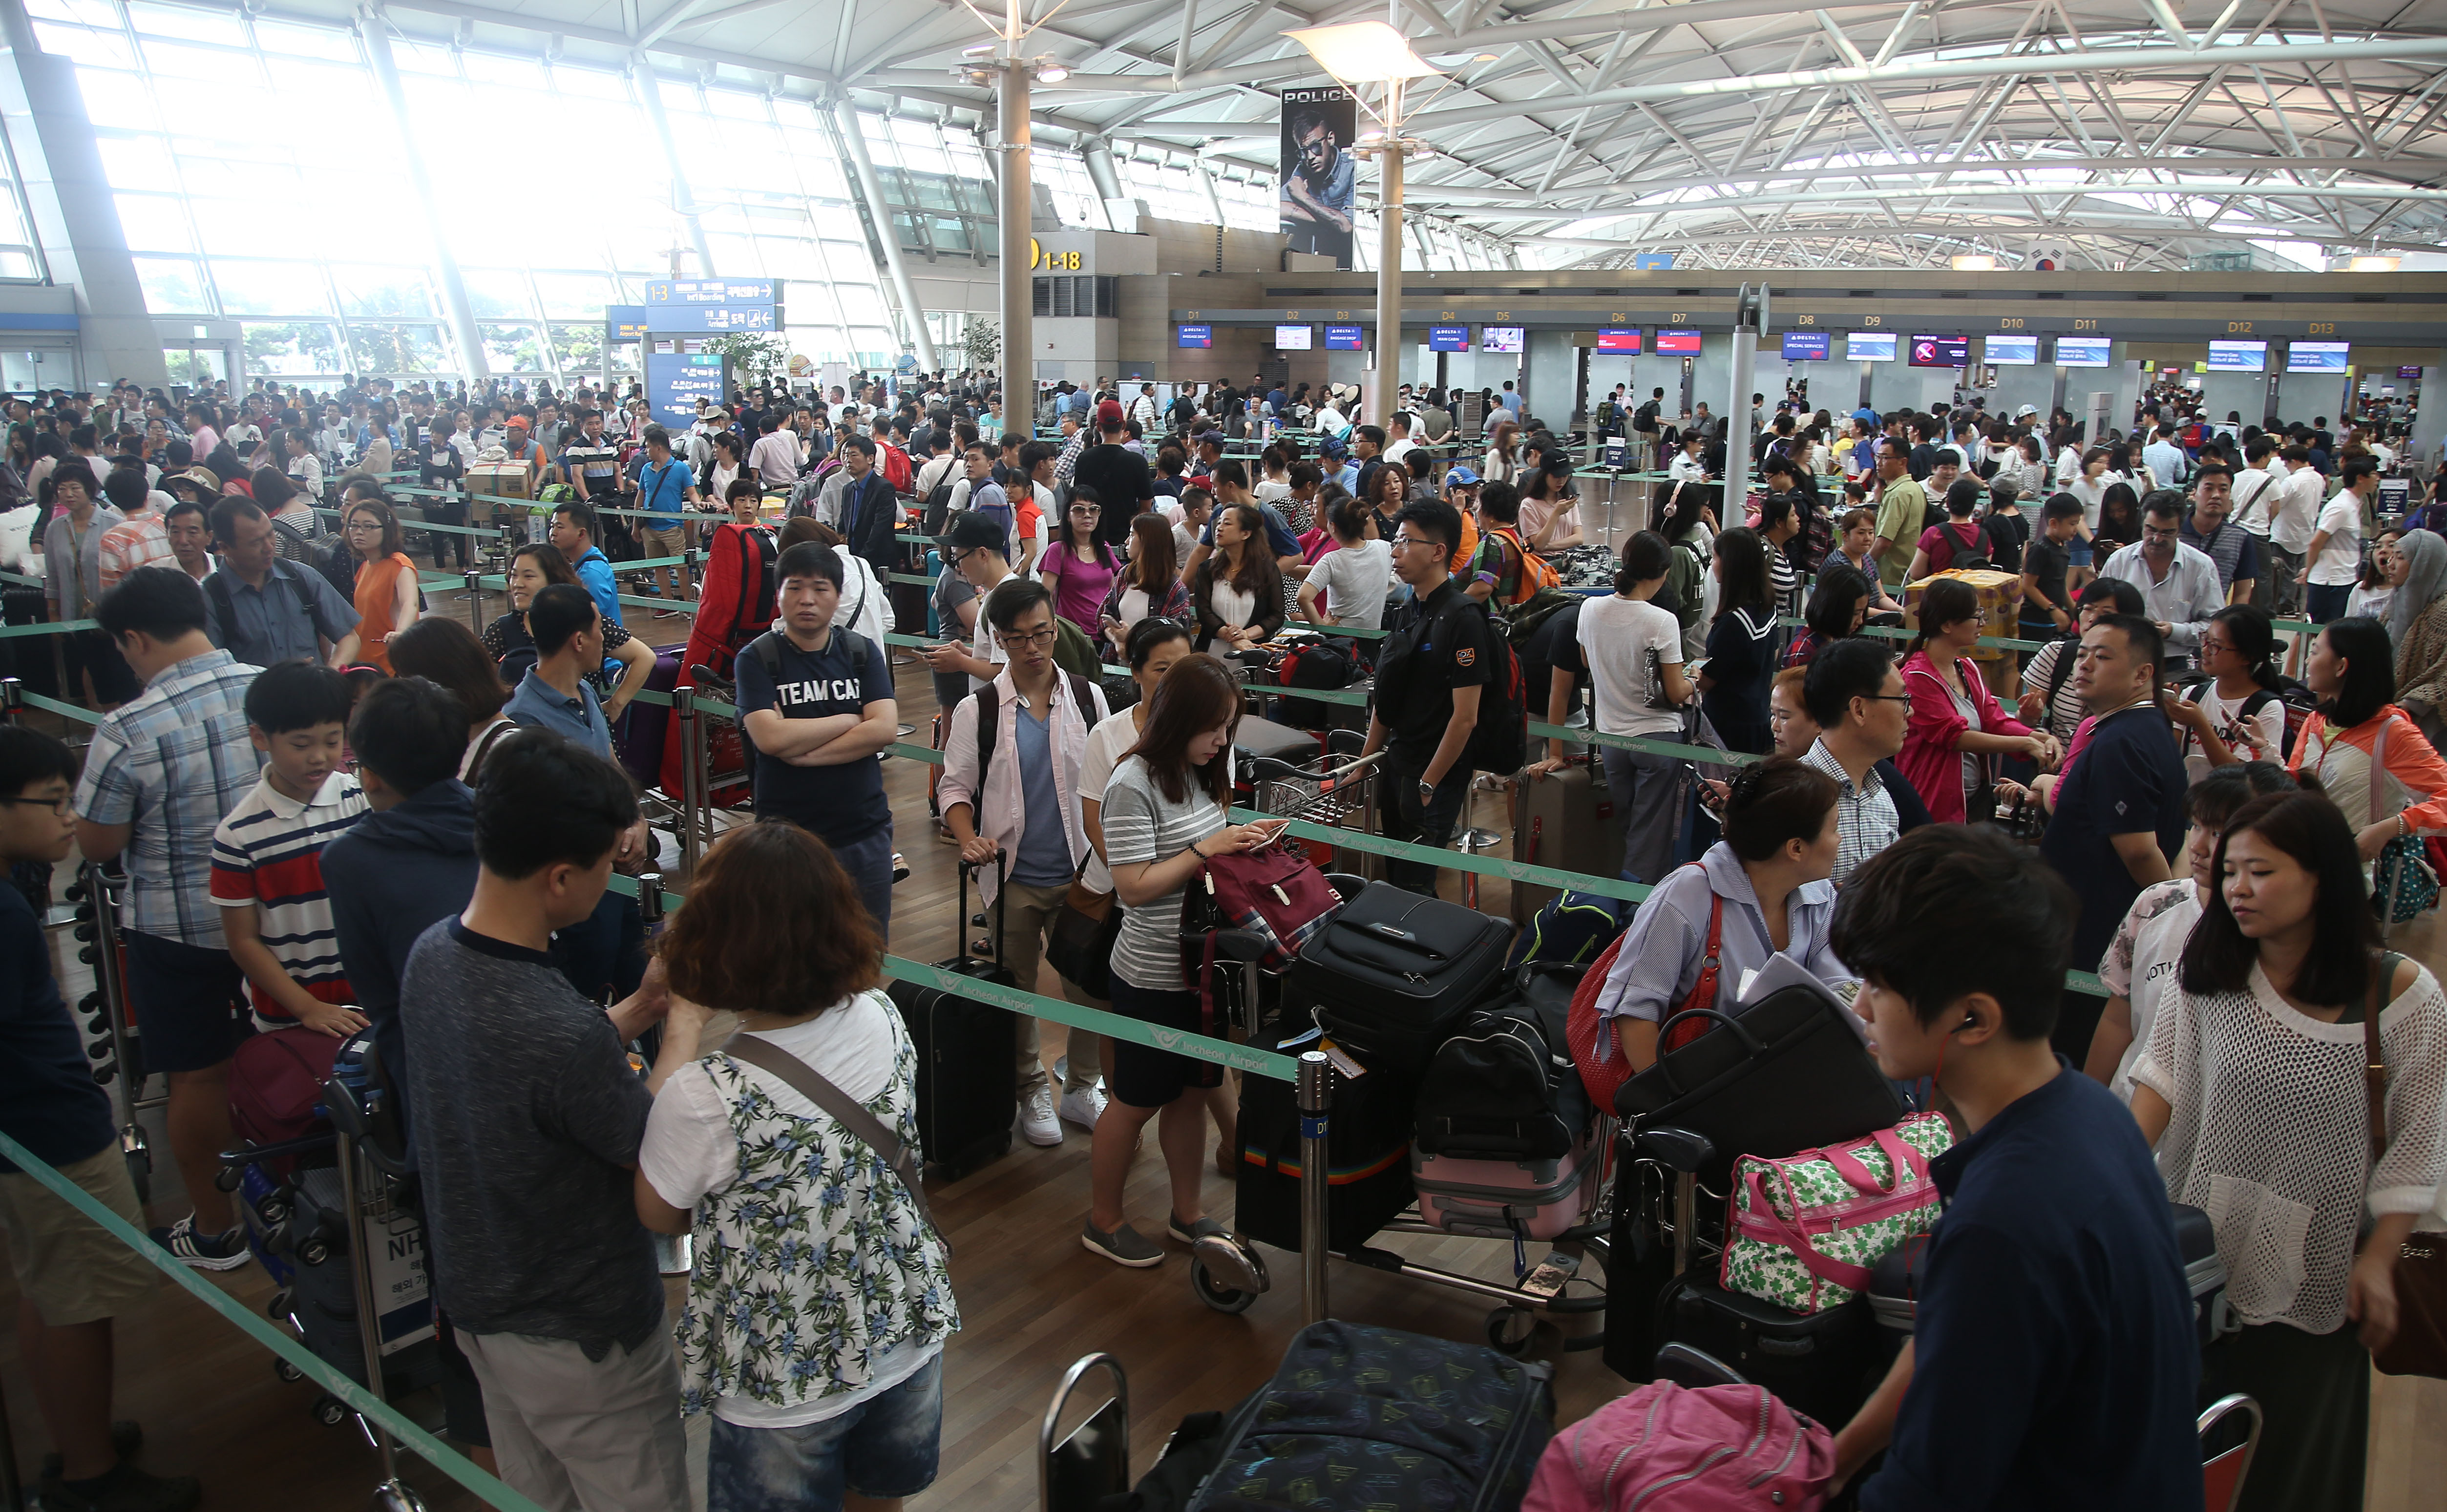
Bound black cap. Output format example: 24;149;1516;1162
939;510;1007;555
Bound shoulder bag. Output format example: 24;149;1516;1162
719;1030;946;1250
2361;952;2447;1378
1043;854;1120;1001
2365;718;2438;923
1719;1110;1955;1314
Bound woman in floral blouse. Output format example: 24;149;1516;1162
635;822;957;1512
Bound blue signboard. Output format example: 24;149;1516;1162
1177;323;1213;348
1324;323;1365;350
1428;325;1470;352
647;304;777;334
1781;331;1831;361
645;351;726;430
2287;340;2350;373
646;278;776;306
1631;252;1676;271
2055;336;2111;367
606;305;650;342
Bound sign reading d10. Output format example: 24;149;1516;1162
646;278;776;306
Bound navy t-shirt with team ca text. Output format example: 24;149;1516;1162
732;629;894;849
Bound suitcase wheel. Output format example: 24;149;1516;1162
274;1357;305;1384
311;1394;350;1428
1189;1255;1258;1315
1485;1305;1538;1356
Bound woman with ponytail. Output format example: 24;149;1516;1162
1896;576;2052;822
2173;604;2291;777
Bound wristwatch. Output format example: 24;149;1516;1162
1418;777;1439;799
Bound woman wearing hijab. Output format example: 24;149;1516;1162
2388;528;2447;749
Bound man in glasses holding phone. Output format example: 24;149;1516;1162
1361;500;1493;897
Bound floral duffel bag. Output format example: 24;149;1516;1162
1719;1111;1955;1314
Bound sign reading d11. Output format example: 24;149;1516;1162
646;279;776;306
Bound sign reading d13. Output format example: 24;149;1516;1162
646;278;777;306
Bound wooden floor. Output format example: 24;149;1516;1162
2;635;2443;1509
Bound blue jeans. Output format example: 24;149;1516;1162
2307;582;2353;624
706;1353;944;1512
827;823;896;941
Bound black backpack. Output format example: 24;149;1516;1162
1633;400;1660;432
1413;966;1591;1160
1273;638;1358;730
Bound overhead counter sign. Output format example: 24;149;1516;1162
646;279;776;306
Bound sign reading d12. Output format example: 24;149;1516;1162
646;278;776;306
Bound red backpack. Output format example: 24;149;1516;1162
1566;866;1723;1112
1181;839;1343;1028
229;1028;344;1179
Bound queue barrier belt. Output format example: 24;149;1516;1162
8;640;2110;1001
0;1128;551;1512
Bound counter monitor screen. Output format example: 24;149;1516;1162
1985;335;2039;366
2055;336;2111;367
1846;331;1897;361
1273;323;1312;350
1655;328;1703;354
1324;323;1365;350
2287;340;2350;372
1176;323;1212;349
1428;325;1471;352
1909;334;1970;367
2207;339;2267;372
1479;325;1525;353
1781;331;1831;360
1596;328;1642;353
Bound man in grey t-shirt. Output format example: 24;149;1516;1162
399;732;697;1512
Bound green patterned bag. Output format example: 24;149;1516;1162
1719;1111;1954;1314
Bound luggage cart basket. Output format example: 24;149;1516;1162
317;1044;433;1512
1245;731;1380;882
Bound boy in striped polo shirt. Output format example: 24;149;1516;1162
209;661;369;1036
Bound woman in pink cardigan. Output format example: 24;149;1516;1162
1898;576;2057;822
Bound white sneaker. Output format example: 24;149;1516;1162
1058;1085;1107;1131
1017;1083;1062;1145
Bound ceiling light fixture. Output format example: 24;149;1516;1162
1949;254;1998;270
1032;57;1070;82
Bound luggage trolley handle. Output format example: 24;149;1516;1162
81;862;151;1132
1037;1352;1129;1512
321;1078;412;1499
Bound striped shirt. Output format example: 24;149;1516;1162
1100;755;1229;992
210;769;366;1025
73;648;266;946
1801;736;1899;888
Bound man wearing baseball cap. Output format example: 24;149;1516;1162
1071;398;1154;551
501;413;545;502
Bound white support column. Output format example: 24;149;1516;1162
1369;79;1403;430
632;53;716;277
356;5;487;378
835;99;941;375
998;58;1032;427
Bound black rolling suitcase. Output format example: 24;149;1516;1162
1187;1320;1554;1512
1282;881;1513;1079
282;1168;444;1411
1234;1018;1415;1253
1869;1200;2230;1347
888;857;1018;1179
1647;1277;1887;1430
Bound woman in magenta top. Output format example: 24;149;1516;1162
1896;576;2054;823
1035;483;1118;636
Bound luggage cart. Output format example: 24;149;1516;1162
1245;734;1380;881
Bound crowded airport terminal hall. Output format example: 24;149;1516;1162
5;0;2447;1507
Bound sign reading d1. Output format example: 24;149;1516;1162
646;278;776;306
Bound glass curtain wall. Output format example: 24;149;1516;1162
23;0;1516;382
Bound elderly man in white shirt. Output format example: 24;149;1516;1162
2100;489;2225;654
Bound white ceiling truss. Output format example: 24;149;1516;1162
325;0;2447;270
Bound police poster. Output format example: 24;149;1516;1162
1280;87;1358;269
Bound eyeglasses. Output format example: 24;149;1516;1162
1391;534;1437;551
996;628;1059;650
343;519;380;531
1863;692;1914;710
0;796;72;817
1069;505;1100;516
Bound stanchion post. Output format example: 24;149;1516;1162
463;568;482;630
1297;1049;1332;1325
0;675;19;725
683;546;700;598
636;871;664;929
678;688;705;875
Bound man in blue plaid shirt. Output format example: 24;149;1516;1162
73;568;265;1271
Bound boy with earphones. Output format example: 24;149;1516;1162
1823;826;2203;1511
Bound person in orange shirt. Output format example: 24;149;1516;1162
342;493;419;674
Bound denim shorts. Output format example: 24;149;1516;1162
707;1352;944;1512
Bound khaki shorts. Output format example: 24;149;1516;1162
0;1144;160;1325
640;524;686;560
